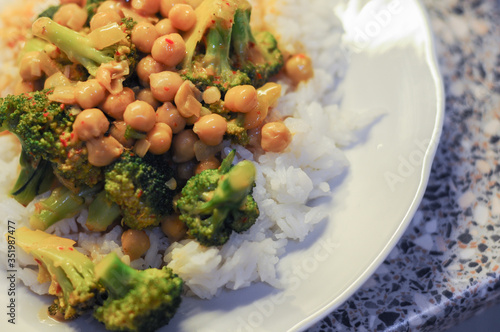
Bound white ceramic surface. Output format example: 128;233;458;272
0;0;444;331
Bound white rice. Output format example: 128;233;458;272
0;0;365;302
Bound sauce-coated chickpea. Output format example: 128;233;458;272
193;114;227;146
160;0;181;17
156;102;186;133
97;1;125;16
19;52;42;81
171;129;198;163
202;86;221;104
149;71;183;102
60;0;83;4
53;4;88;31
75;79;107;109
147;122;173;154
123;100;156;132
131;0;161;15
136;55;167;86
195;156;221;174
100;87;135;120
224;85;258;113
73;108;109;141
90;10;122;31
285;54;314;84
168;4;196;31
161;214;187;242
131;22;160;53
121;229;150;261
136;88;161;109
261;121;292;152
155;18;177;35
151;33;186;67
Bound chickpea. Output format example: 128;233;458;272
247;126;261;148
123;100;157;132
261;121;292;152
75;79;107;109
156;102;186;133
149;71;183;102
202;86;221;104
146;122;173;154
131;0;161;15
109;121;135;148
136;88;161;109
160;0;182;17
14;80;37;95
121;229;150;261
193;114;227;146
151;33;186;67
176;160;196;180
90;10;122;31
168;4;196;31
155;18;177;35
86;135;124;166
161;215;187;242
18;52;42;81
100;87;135;120
131;22;160;53
285;54;314;84
174;80;202;119
97;1;125;16
224;85;258;113
73;108;109;141
53;4;88;31
171;129;198;163
243;95;268;129
136;55;167;86
44;72;71;89
60;0;82;4
195;156;221;174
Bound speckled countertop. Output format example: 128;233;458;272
307;0;500;331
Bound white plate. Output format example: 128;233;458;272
0;0;443;331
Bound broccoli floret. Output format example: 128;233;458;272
176;150;259;246
226;115;250;145
86;190;122;232
104;152;177;230
230;6;284;87
180;0;283;93
15;227;104;320
31;17;137;77
85;0;106;23
30;185;98;230
9;150;55;206
37;5;60;19
94;252;183;332
0;90;103;195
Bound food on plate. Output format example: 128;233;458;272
0;0;361;330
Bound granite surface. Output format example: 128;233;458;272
307;0;500;331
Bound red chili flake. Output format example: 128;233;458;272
43;112;49;117
60;104;65;110
256;73;262;79
57;246;64;250
68;247;74;251
211;20;216;24
296;54;306;58
137;190;143;198
70;132;75;139
116;51;121;56
165;38;174;44
232;71;236;74
60;135;68;147
229;19;233;23
163;87;170;91
34;258;42;265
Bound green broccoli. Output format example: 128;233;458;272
176;150;259;246
86;190;122;232
15;227;104;320
230;5;284;87
9;150;55;206
29;185;99;231
93;252;183;332
104;152;177;230
181;0;283;93
31;16;137;77
0;90;103;197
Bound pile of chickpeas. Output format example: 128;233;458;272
16;0;314;257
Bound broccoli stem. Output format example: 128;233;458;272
30;185;98;230
86;190;121;232
203;21;233;76
10;150;55;206
94;252;136;298
231;9;254;61
31;17;114;76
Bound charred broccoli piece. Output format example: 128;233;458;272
104;152;176;230
94;252;183;332
15;227;104;320
176;150;259;246
0;90;103;197
181;0;283;93
31;17;137;77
